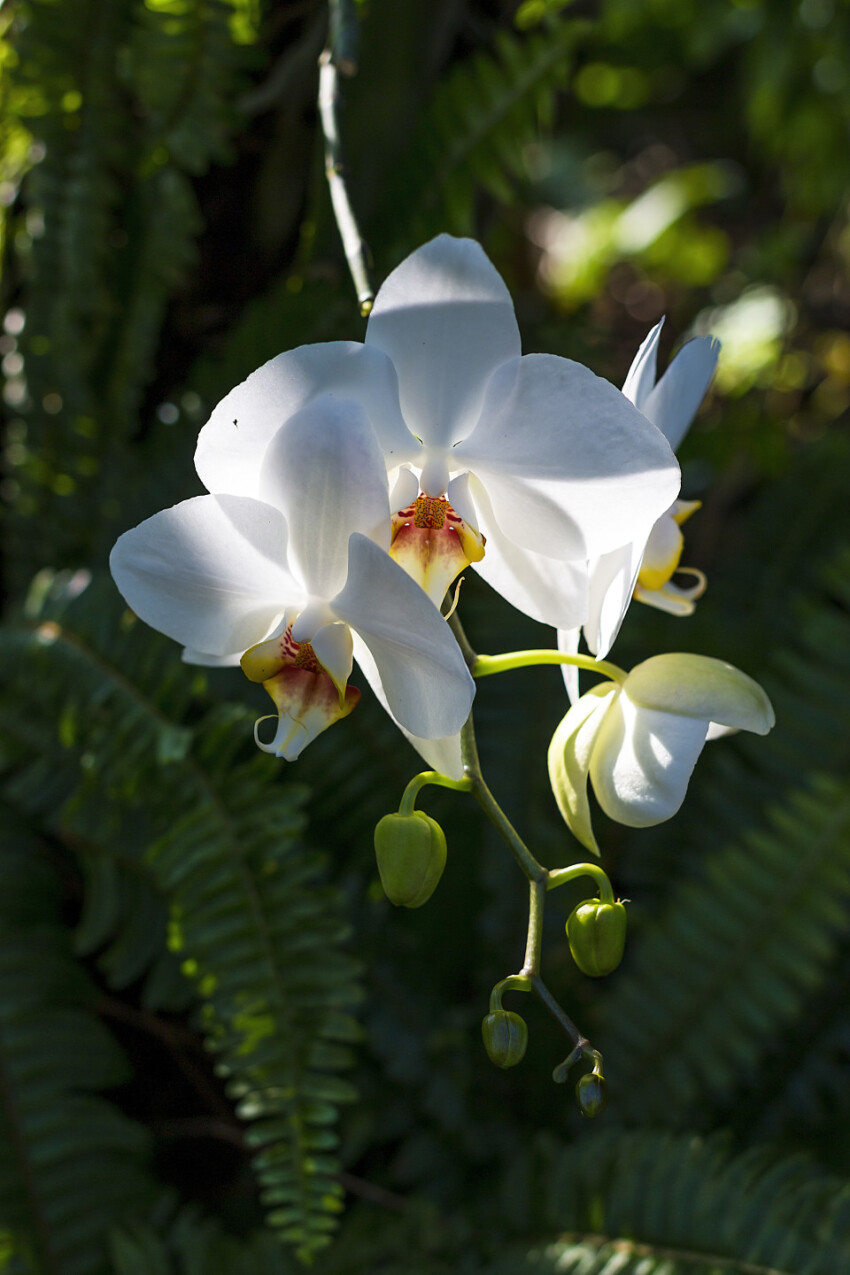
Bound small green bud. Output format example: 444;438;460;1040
481;1010;528;1068
374;811;447;908
566;897;627;977
576;1072;607;1117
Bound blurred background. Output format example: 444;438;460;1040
2;1;850;1271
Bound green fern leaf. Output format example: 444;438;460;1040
0;824;159;1275
373;22;585;245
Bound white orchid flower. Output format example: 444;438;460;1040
558;320;720;703
194;235;681;638
110;395;475;760
548;653;774;854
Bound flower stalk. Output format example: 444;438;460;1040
318;0;373;315
450;611;609;1082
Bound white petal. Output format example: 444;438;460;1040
195;341;414;497
707;721;737;741
351;634;465;780
548;683;619;854
446;471;478;530
621;318;664;409
259;396;391;599
311;621;354;692
182;649;243;667
638;511;683;590
557;626;581;705
633;573;705;616
365;235;521;449
456;354;681;559
390;465;420;510
641;336;720;452
110;495;302;656
624;653;775;734
584;533;650;659
331;534;475;739
468;475;588;629
590;692;710;826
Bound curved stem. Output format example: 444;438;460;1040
547;863;615;903
474;649;627;684
398;770;472;816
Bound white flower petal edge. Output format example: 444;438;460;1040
557;322;720;672
365;235;521;450
457;353;680;561
333;534;475;740
350;634;466;781
624;653;774;734
547;683;619;855
195;341;414;497
110;494;302;657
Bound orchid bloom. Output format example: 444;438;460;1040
366;236;682;628
194;236;681;638
110;396;475;760
548;653;774;855
568;321;720;665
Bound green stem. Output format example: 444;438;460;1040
489;973;532;1013
548;863;615;903
523;880;546;974
461;718;547;883
398;770;472;816
318;2;373;315
446;612;604;1080
474;649;626;684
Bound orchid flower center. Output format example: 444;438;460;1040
389;495;485;606
241;620;359;762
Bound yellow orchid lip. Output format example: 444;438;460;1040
636;500;703;595
242;623;360;760
390;494;485;606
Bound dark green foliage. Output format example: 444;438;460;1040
3;0;850;1270
4;0;249;590
0;824;160;1275
0;576;362;1259
374;22;585;249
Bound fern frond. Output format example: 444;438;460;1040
0;823;159;1275
509;1130;850;1275
599;773;850;1123
373;21;585;246
0;576;363;1257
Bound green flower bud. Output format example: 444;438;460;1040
374;811;447;908
566;898;627;977
576;1072;607;1117
481;1010;528;1068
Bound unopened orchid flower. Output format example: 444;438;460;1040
110;396;475;760
562;321;720;673
548;653;774;855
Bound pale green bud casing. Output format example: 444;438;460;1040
374;811;447;908
567;898;627;976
